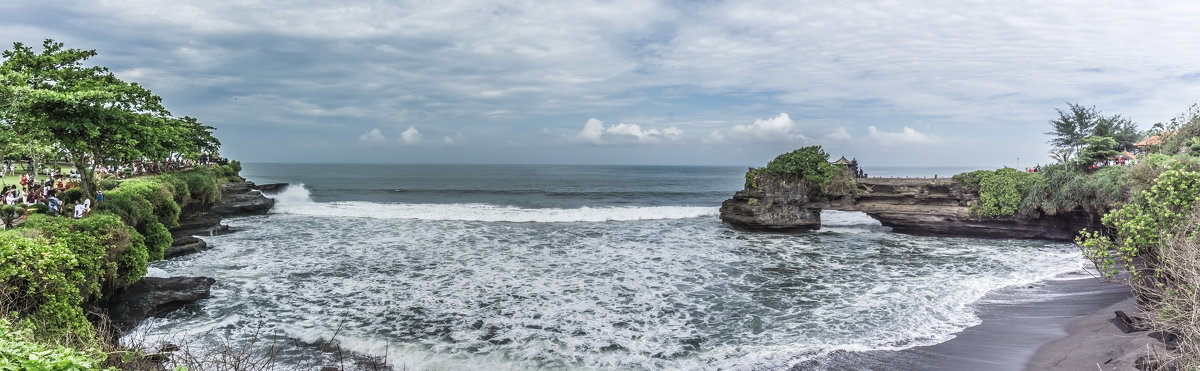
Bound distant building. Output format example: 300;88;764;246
1135;130;1177;149
831;156;852;165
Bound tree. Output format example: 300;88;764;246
1045;103;1100;163
1045;102;1143;162
1078;136;1120;168
1092;115;1142;152
0;39;219;199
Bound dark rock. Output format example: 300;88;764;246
163;238;209;259
719;176;1101;241
107;276;216;334
212;181;275;216
171;212;222;238
1114;310;1148;333
254;182;289;192
718;174;821;232
1150;330;1182;351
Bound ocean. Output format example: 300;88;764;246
130;163;1087;370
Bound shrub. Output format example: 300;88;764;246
0;318;105;370
173;167;219;204
97;178;118;191
100;178;180;228
759;146;842;188
0;205;22;228
1020;164;1128;216
956;168;1040;217
61;187;85;204
0;233;96;342
141;222;171;261
1079;169;1200;278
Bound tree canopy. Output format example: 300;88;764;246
1045;102;1143;162
0;39;219;198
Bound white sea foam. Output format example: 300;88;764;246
269;184;717;222
134;193;1090;370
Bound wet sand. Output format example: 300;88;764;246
795;272;1145;370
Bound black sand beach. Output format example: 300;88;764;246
795;272;1145;370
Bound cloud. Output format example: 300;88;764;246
866;126;941;146
723;113;809;143
574;118;681;145
400;126;422;144
822;127;852;141
358;128;385;143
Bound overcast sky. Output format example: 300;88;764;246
3;1;1199;167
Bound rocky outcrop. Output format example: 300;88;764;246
163;236;210;259
105;276;216;333
719;176;822;231
212;181;275;216
255;182;289;192
720;176;1101;241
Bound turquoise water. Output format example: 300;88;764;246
130;164;1086;370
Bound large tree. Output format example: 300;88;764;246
0;39;219;199
1045;102;1144;162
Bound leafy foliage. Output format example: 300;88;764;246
968;168;1041;217
754;146;842;187
1020;164;1127;216
1045;102;1144;162
0;318;106;370
0;205;21;228
1077;136;1120;168
0;39;220;201
1079;169;1200;278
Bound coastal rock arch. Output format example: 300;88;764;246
719;176;1096;241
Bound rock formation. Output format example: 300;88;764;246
721;175;1100;241
212;181;275;216
105;276;216;333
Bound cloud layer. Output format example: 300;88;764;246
4;1;1199;166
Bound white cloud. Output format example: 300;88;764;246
706;130;726;143
663;127;684;141
358;128;385;143
442;136;455;145
725;113;808;143
400;126;422;145
573;118;678;145
823;127;852;141
867;126;941;146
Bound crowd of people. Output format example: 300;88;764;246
1;172;99;220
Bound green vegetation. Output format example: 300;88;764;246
0;39;220;203
743;146;853;197
0;319;104;370
0;39;231;368
952;168;1041;217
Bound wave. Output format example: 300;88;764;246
268;184;718;222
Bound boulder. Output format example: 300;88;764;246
212;181;275;216
254;182;289;192
106;276;216;334
163;236;209;259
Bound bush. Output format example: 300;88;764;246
1079;169;1200;278
141;222;171;261
0;318;105;370
1020;164;1127;216
172;167;219;204
957;168;1040;217
61;187;85;204
0;205;22;228
97;178;118;191
100;178;180;228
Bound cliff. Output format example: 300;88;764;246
720;176;1101;241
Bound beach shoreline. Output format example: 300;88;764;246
795;271;1143;370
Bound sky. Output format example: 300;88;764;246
2;1;1200;167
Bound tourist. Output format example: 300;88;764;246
47;192;60;215
73;202;86;219
96;190;103;204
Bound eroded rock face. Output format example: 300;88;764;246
106;276;216;334
719;175;822;231
212;181;275;216
720;176;1101;241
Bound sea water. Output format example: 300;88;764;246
130;164;1087;370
